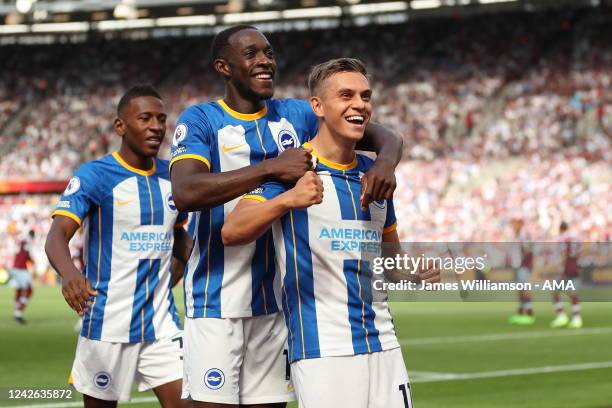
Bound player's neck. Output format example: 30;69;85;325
223;88;266;114
117;146;154;172
309;127;356;165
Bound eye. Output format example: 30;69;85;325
244;50;256;59
265;48;274;58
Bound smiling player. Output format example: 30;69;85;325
222;58;429;408
46;85;191;408
170;26;403;407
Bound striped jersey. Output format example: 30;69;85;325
52;152;187;343
243;145;400;363
170;98;318;318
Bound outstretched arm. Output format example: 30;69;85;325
357;122;403;209
45;217;97;316
171;148;313;212
222;172;323;246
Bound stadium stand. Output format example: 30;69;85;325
0;9;610;265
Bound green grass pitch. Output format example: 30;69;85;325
1;286;611;408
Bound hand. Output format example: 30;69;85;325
360;158;396;211
285;171;323;209
267;147;313;184
61;271;97;316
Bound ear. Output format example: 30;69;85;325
310;95;324;119
114;117;125;137
214;58;231;77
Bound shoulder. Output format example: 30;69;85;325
269;98;312;115
73;156;113;180
155;158;170;180
63;156;114;197
177;103;221;125
356;153;375;172
174;103;222;144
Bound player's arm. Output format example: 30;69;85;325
45;216;97;316
170;226;192;288
381;230;440;284
222;172;323;246
171;147;312;212
357;122;403;209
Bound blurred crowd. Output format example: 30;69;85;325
0;195;54;272
394;155;610;242
0;9;610;266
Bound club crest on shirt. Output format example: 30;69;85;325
173;123;188;146
204;368;225;390
93;372;111;389
64;177;81;196
277;129;299;151
165;192;177;213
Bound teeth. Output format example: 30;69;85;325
255;74;272;79
346;115;364;124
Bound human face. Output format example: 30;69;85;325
224;29;277;99
116;96;167;158
315;71;372;141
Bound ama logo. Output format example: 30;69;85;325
94;372;111;390
204;368;225;390
277;130;298;152
165;192;177;213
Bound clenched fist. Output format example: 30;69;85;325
285;171;324;209
266;147;313;184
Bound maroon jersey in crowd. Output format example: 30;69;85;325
519;232;534;270
561;233;580;278
13;241;31;270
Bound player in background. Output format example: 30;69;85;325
170;26;403;407
222;58;438;408
10;230;35;324
46;85;191;408
550;221;583;328
508;218;535;325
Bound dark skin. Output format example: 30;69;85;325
171;28;402;214
45;96;192;408
172;29;401;408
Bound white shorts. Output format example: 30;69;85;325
291;348;412;408
183;313;294;405
70;334;183;401
9;268;31;289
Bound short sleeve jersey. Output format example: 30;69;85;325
169;98;318;318
52;152;187;343
243;145;400;362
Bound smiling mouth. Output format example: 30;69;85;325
345;115;366;125
253;72;273;81
146;136;162;144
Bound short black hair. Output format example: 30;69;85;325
117;84;162;116
307;58;368;95
210;25;258;62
